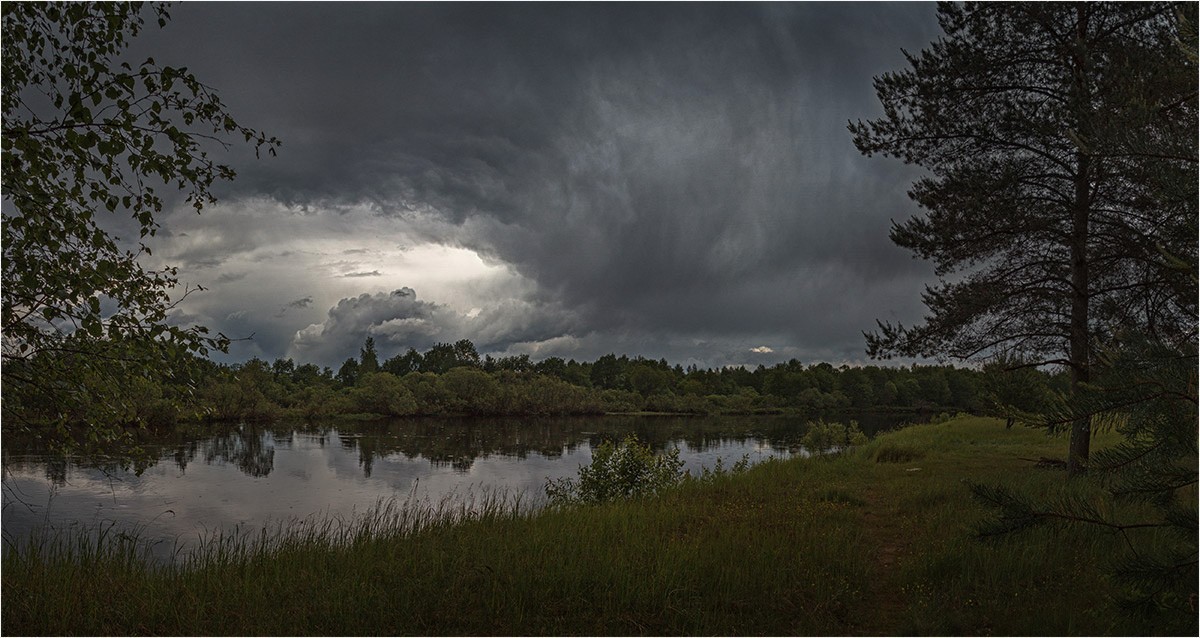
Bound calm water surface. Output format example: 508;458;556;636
2;414;916;558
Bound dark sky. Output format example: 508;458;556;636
130;2;944;369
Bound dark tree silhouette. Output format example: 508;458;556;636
360;337;380;374
851;2;1196;473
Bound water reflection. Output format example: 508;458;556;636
2;413;919;559
9;415;864;482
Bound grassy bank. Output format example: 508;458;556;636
3;416;1193;635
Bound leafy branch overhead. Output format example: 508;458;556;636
1;2;277;441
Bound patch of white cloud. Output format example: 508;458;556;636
288;287;583;367
493;335;586;359
140;196;537;363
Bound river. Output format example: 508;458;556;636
2;412;921;559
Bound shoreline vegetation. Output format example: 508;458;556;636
4;416;1194;636
8;337;1061;446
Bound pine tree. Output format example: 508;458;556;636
851;2;1196;473
969;7;1197;622
359;336;379;374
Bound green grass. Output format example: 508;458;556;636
3;416;1194;635
869;440;926;463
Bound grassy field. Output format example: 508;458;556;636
3;416;1193;635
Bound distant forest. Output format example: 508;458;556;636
12;336;1063;430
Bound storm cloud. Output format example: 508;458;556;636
290;287;581;366
129;3;943;367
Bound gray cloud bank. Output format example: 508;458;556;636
130;3;943;368
290;287;581;366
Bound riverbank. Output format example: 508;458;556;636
3;416;1191;635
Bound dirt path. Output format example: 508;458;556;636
854;486;911;636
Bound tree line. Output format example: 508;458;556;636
13;334;1053;429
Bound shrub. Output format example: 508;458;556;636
705;392;755;414
351;373;417;416
292;385;342;419
599;389;642;413
200;380;279;422
402;372;452;414
642;392;714;414
801;419;868;456
440;367;499;414
546;435;685;505
930;411;953;424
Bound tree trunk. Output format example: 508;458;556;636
1068;152;1091;476
1066;4;1092;478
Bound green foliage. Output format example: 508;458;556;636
960;5;1199;619
815;487;866;507
451;339;481;368
421;341;480;374
198;359;281;423
628;362;674;396
589;353;626;389
592;388;636;412
642;391;714;415
440;367;499;413
546;435;685;505
979;354;1058;425
3;337;189;440
401;371;453;414
1;2;276;444
335;358;360;387
496;372;603;416
349;372;417;417
359;337;379;374
973;334;1198;618
801;419;868;456
382;348;423;376
699;388;760;414
292;385;343;419
9;332;1000;428
128;352;998;423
